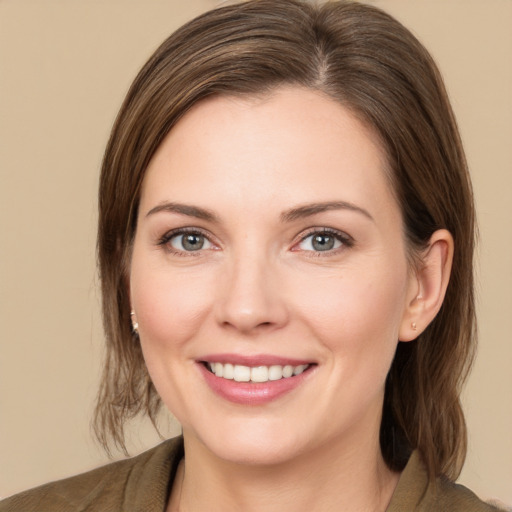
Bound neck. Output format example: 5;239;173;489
170;427;400;512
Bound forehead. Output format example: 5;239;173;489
140;87;396;220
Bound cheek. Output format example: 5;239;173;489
130;259;216;350
292;263;408;356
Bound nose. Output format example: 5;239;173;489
214;254;289;335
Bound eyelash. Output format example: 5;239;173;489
294;228;354;257
158;227;214;257
157;227;354;256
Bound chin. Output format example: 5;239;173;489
187;418;312;467
211;437;304;467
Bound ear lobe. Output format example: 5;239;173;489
399;229;454;342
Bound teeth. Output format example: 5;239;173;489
282;365;293;378
293;364;307;376
250;366;268;383
223;363;234;380
268;365;282;381
233;365;251;382
214;362;223;378
208;362;310;382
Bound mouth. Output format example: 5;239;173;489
197;354;316;404
203;361;311;383
197;356;316;405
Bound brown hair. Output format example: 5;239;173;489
95;0;476;481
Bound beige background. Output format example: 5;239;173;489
1;0;511;504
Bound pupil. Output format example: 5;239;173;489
312;234;334;251
183;234;204;251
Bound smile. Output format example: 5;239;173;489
206;362;310;383
198;355;316;405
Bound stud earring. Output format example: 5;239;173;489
130;310;139;334
411;322;417;331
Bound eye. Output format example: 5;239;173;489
164;231;213;252
296;229;351;253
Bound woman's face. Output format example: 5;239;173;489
130;87;418;465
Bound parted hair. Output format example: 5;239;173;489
95;0;476;481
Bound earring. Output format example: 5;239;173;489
411;322;417;331
130;310;139;334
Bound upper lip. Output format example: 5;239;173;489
198;353;314;367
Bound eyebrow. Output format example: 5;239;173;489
145;200;373;224
280;201;374;223
146;202;218;222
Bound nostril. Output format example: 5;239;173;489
214;279;289;333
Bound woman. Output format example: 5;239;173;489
1;1;507;510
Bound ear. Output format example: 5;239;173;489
399;229;454;342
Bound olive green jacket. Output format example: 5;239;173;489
0;436;504;511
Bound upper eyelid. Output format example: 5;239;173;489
297;227;353;242
160;226;211;239
158;227;216;247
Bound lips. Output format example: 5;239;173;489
197;354;315;405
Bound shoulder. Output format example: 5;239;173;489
389;451;508;512
427;478;506;512
0;436;184;512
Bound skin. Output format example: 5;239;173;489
130;87;453;512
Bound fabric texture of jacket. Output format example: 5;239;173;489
0;436;504;511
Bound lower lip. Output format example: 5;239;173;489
198;363;313;405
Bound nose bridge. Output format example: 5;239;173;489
215;242;288;333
